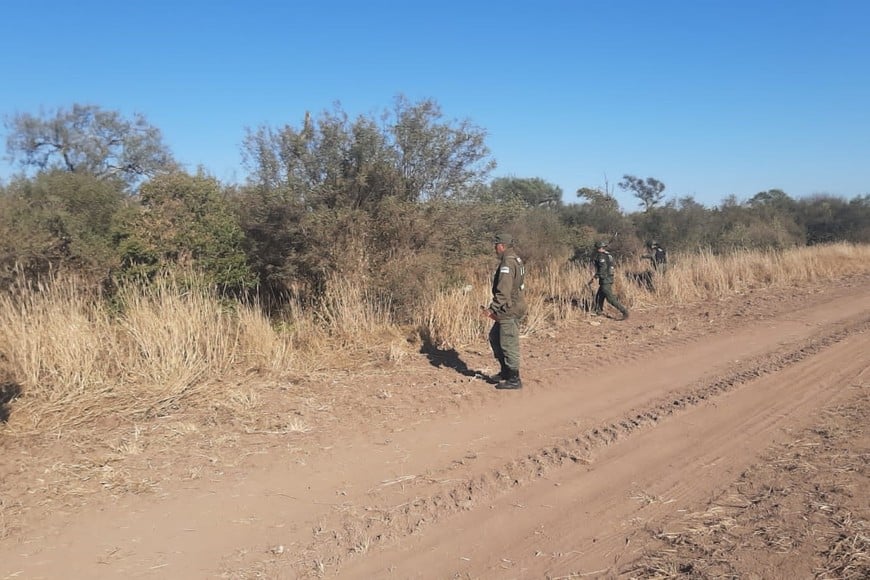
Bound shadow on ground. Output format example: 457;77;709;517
418;332;497;384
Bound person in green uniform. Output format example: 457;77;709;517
482;233;526;389
589;240;629;320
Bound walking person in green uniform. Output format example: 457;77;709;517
589;240;629;320
481;233;526;389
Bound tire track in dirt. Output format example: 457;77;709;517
337;329;869;579
229;315;870;577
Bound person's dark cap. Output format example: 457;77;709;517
594;240;608;248
494;233;513;245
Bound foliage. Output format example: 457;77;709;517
231;185;307;300
391;96;496;201
507;207;574;265
487;176;563;208
705;193;800;250
4;104;177;189
619;174;666;211
560;187;635;261
797;194;870;245
116;171;255;292
0;171;125;289
3;98;870;328
231;186;527;319
241;95;495;208
571;187;625;231
633;196;711;251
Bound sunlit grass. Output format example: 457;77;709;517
1;243;869;432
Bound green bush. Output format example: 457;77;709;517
0;171;125;289
115;171;255;293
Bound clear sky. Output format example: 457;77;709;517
1;0;868;209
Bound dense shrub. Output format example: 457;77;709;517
115;171;255;292
0;171;125;290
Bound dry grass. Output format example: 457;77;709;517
640;243;870;307
1;243;870;433
421;242;870;340
421;281;490;349
314;273;394;343
0;276;299;432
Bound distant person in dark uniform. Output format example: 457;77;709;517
589;240;629;320
643;240;668;274
482;233;526;389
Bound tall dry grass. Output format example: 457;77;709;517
631;242;870;307
417;242;870;344
1;243;869;432
0;276;297;432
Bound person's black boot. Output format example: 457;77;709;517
496;369;522;390
488;365;509;383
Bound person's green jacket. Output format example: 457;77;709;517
489;252;526;320
592;250;616;284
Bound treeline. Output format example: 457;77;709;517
2;100;869;322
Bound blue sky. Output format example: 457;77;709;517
1;0;868;209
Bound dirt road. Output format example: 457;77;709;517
2;278;868;579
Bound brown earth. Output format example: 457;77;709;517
1;276;868;579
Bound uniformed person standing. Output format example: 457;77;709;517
482;233;526;389
589;240;629;320
643;240;668;274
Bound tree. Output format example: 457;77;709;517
117;171;254;291
243;106;394;209
748;189;797;216
4;104;177;189
231;185;308;298
670;196;712;249
390;95;495;201
845;194;870;243
564;187;630;247
241;96;495;207
489;177;563;208
795;194;851;245
0;171;127;288
618;175;665;211
574;187;623;229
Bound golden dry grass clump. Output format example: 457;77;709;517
0;276;296;432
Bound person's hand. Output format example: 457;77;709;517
480;306;496;320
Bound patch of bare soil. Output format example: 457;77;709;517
626;388;869;580
0;275;868;579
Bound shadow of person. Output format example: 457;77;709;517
1;380;22;423
418;332;494;383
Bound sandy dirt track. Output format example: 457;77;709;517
1;278;868;579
